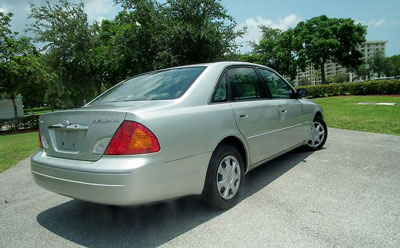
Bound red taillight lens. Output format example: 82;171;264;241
39;129;43;148
104;121;160;155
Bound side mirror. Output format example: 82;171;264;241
296;88;308;98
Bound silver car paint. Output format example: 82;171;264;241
31;62;323;206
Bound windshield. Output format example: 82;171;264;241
91;66;206;104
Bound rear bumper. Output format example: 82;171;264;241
31;150;211;206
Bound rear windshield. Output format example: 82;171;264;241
91;66;206;103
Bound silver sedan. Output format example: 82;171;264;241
31;62;327;209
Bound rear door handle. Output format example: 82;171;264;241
238;112;248;119
279;107;287;113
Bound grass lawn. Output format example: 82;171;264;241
312;96;400;136
0;131;38;173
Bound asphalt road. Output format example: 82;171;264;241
1;128;399;248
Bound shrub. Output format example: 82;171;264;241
298;79;400;98
24;107;51;113
0;115;40;134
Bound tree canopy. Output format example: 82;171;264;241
25;0;244;107
0;11;52;117
294;15;366;84
251;26;306;80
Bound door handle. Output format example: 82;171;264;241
238;112;248;119
279;107;287;113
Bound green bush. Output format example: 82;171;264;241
0;115;40;133
298;80;400;98
24;106;51;113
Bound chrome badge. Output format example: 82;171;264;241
62;120;70;127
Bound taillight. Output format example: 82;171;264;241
39;129;43;148
104;121;160;155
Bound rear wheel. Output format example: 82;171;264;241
202;145;244;210
305;116;327;151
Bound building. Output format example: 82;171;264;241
295;40;388;85
0;99;24;120
359;40;387;61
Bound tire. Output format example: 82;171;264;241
202;144;245;210
305;116;328;151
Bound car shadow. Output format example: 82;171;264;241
36;148;314;248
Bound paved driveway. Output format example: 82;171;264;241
1;128;399;248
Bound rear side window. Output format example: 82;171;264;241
91;67;206;103
258;68;294;99
213;73;228;102
227;67;268;100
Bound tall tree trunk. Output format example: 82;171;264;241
320;62;326;84
96;81;102;96
10;92;20;130
10;93;19;119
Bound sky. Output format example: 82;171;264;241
1;0;399;56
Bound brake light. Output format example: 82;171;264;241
39;129;43;148
105;121;160;155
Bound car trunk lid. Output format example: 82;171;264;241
40;109;127;161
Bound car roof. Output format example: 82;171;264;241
173;61;268;69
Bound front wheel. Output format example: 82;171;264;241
305;116;328;151
202;145;244;210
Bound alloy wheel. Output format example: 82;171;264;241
216;155;241;200
308;121;325;148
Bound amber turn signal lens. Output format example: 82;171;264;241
105;121;160;155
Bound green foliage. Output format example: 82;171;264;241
368;50;388;78
26;0;244;107
24;106;51;113
29;0;98;107
300;80;400;98
111;0;244;70
0;115;40;132
1;11;52;116
354;63;370;81
326;72;349;84
385;55;400;77
250;15;366;83
297;77;311;86
294;15;366;84
251;26;304;79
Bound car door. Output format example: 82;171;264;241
226;66;287;165
257;68;309;149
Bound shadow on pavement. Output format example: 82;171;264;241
36;149;313;248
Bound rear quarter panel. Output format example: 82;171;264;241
131;103;244;163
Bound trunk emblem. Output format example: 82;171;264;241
62;120;70;127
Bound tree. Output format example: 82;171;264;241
385;55;400;77
250;25;282;67
368;50;387;78
297;77;311;86
113;0;244;70
251;26;305;80
326;72;349;84
28;0;97;106
294;15;366;84
0;11;49;118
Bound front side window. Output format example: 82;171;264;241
258;68;294;99
90;67;206;104
228;67;268;100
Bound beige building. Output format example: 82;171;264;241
359;40;387;61
295;40;388;85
